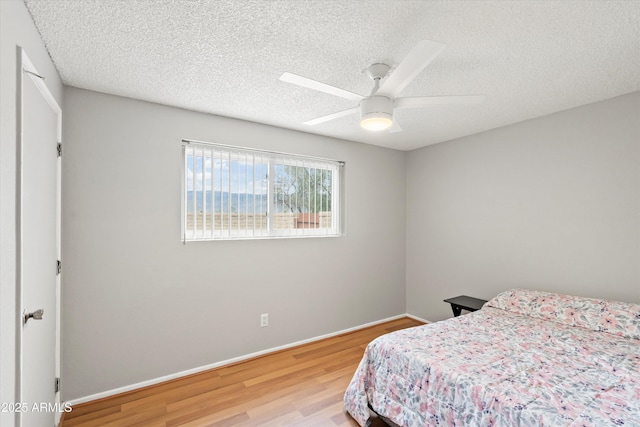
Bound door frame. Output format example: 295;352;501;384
16;47;63;427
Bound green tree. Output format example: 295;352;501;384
273;165;332;213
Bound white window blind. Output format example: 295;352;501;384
182;141;342;241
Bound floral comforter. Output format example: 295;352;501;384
344;289;640;426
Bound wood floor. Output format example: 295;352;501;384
62;317;424;427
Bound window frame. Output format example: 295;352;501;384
181;139;343;242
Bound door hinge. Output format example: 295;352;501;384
57;143;62;157
55;377;60;393
57;259;62;275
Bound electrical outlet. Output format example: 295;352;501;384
260;313;269;327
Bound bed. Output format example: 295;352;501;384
344;289;640;426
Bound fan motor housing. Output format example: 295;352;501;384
361;96;393;118
360;96;393;131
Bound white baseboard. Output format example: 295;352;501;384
406;313;432;324
67;313;415;407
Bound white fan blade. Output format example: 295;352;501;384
377;40;446;98
280;72;364;101
303;107;359;126
389;118;403;133
395;95;486;109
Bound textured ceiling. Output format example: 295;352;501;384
24;0;640;151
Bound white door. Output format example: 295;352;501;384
19;49;62;427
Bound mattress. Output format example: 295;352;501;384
344;289;640;426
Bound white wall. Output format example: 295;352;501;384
406;92;640;321
0;1;63;425
61;87;406;401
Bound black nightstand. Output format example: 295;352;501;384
443;295;488;317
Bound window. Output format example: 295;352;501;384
182;140;342;241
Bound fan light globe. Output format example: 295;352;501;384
360;113;393;131
360;96;394;132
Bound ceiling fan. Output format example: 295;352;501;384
279;40;485;132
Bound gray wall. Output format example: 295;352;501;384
0;1;63;425
60;88;640;402
406;92;640;322
62;87;406;400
